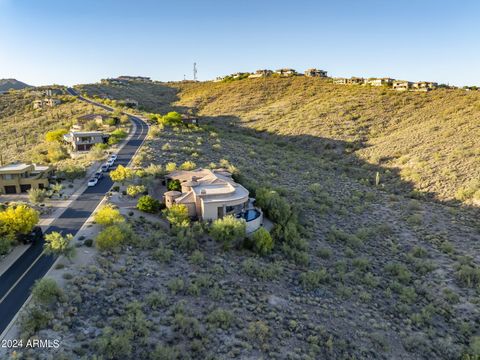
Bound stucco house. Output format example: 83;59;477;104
392;81;413;91
63;131;109;152
248;69;274;78
275;68;298;77
304;68;328;77
0;163;52;194
164;168;263;233
366;78;394;86
412;81;438;91
33;98;61;109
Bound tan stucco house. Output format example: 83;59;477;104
366;78;394;86
413;81;438;91
164;168;263;233
0;163;52;194
305;68;328;77
392;81;413;91
63;131;109;151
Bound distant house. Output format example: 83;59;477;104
392;81;413;91
116;76;152;83
181;114;199;125
33;98;61;109
365;78;394;87
304;68;328;77
412;81;438;92
164;168;263;233
275;68;298;77
347;77;365;85
73;113;109;130
63;131;109;152
248;69;274;78
333;78;348;85
0;163;52;194
123;98;139;108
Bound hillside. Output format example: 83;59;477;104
77;78;480;206
0;78;31;92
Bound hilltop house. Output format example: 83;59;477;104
248;69;274;78
392;81;413;91
366;78;394;87
164;168;263;233
0;163;52;194
304;68;328;77
413;81;438;91
33;98;61;109
63;131;109;152
73;114;109;130
333;77;364;85
275;68;298;77
333;78;348;85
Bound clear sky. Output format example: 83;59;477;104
1;0;479;86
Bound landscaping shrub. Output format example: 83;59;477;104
96;225;126;251
127;184;147;198
167;179;181;191
162;203;189;226
137;195;161;213
250;227;274;255
179;160;196;171
28;188;47;204
31;278;63;305
209;215;246;249
300;268;329;290
94;204;125;226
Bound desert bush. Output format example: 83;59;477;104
96;225;126;251
153;245;174;263
167;179;181;191
126;184;146;198
28;188;47;204
300;268;329;290
455;261;480;288
44;231;75;259
56;163;86;181
45;128;68;142
31;278;63;305
209;215;246;249
247;320;270;347
179;160;196;170
96;327;133;360
166;162;177;172
250;227;274;255
137;195;161;213
94;204;125;226
159;112;182;127
167;277;185;294
19;305;53;339
241;258;283;280
151;344;181;360
162;203;189;226
206;308;234;329
384;262;412;284
146;291;168;310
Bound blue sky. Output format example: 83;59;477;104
0;0;479;86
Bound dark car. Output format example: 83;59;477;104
101;164;109;172
94;171;103;179
17;226;44;245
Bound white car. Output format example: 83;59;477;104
109;154;118;161
107;158;115;166
87;178;98;187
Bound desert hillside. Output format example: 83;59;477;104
78;77;480;205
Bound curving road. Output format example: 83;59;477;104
0;88;149;336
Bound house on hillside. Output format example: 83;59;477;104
117;76;152;83
365;78;394;87
248;69;274;78
33;98;61;109
164;168;263;233
392;81;413;91
0;163;52;194
346;77;365;85
412;81;438;92
333;78;348;85
275;68;298;77
181;114;199;125
304;68;328;77
63;131;109;152
73;114;109;130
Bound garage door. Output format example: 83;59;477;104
20;184;32;193
4;186;17;194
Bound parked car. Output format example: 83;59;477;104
109;154;118;161
17;226;43;245
101;164;109;172
87;178;98;187
94;171;103;179
107;158;115;167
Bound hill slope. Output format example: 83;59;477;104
0;78;31;92
78;78;480;205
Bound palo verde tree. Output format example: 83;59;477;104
109;165;134;184
43;231;76;260
94;204;125;227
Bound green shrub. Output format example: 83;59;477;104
94;204;125;226
151;344;180;360
19;305;53;339
31;278;63;305
206;308;234;329
300;268;329;290
96;327;133;360
96;225;126;251
251;227;274;255
146;291;168;310
167;179;181;191
137;195;161;213
162;204;189;227
153;245;174;263
159;112;183;127
209;215;246;249
167;277;185;294
179;161;196;171
126;184;146;198
28;188;47;204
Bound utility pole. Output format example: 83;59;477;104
193;62;198;81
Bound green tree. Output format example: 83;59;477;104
96;225;126;251
45;128;68;142
126;184;146;198
162;204;189;227
0;204;39;238
109;165;134;183
137;195;161;213
165;162;177;173
31;278;63;305
210;215;246;249
94;204;125;226
251;227;274;255
43;231;75;259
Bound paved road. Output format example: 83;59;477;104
0;88;149;335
